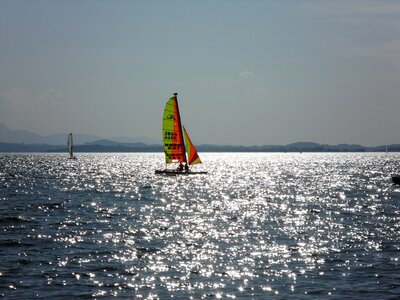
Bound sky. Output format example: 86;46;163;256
1;0;400;146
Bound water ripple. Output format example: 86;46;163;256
0;153;399;298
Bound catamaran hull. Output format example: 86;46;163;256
392;175;400;185
155;170;207;175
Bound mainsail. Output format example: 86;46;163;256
162;94;187;164
183;126;202;165
67;133;73;158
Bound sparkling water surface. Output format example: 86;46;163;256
1;153;400;299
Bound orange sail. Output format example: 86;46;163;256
162;94;187;163
183;126;202;165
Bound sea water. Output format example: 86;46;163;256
0;152;400;299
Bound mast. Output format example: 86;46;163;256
173;93;187;164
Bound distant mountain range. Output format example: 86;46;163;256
0;123;159;145
0;123;399;153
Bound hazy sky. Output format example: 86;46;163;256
1;0;400;146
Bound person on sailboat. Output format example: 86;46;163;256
184;163;189;172
177;163;184;172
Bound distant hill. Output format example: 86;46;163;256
0;141;162;153
83;139;158;148
0;123;46;144
1;139;400;153
1;124;399;153
0;142;62;152
0;123;158;145
195;142;370;152
0;123;101;144
105;136;159;145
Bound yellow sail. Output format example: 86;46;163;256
162;94;186;163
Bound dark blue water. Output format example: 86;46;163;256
1;153;400;299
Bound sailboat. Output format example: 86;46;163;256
155;93;207;175
67;133;77;160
